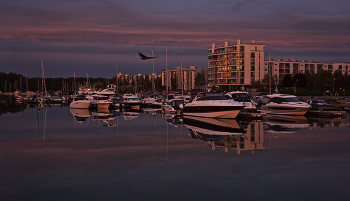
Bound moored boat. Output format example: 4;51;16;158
69;95;92;109
261;94;310;116
183;92;244;118
122;94;141;110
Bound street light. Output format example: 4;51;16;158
333;78;335;95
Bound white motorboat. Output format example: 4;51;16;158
261;94;311;115
225;91;257;112
96;84;116;98
90;95;111;110
142;96;157;104
162;99;184;114
69;96;91;109
183;92;244;118
122;94;141;110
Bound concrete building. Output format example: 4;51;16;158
208;39;265;90
162;66;208;92
264;59;350;81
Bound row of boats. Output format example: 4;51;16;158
182;92;347;118
17;89;348;118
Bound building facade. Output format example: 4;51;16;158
162;66;208;92
208;39;265;90
264;59;350;81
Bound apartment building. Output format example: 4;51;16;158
162;66;208;91
264;59;350;80
208;39;265;90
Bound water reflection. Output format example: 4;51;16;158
123;110;140;121
69;108;91;123
183;116;265;154
1;97;350;200
263;115;310;133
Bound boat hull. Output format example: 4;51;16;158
261;104;310;115
69;100;91;109
183;105;243;118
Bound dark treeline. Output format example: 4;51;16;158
256;70;350;95
0;72;163;93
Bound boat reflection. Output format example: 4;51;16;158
69;108;92;123
123;110;140;121
264;114;310;133
91;109;116;127
184;116;264;154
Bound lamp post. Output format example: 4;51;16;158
333;78;335;96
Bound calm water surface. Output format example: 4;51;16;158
0;104;349;201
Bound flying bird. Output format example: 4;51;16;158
138;52;159;60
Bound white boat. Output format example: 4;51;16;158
225;91;257;112
90;95;111;110
175;95;191;104
162;99;184;114
96;84;116;98
261;94;311;115
142;96;157;104
183;92;244;118
69;96;91;109
122;94;141;110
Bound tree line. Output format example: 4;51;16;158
252;70;350;95
0;72;163;94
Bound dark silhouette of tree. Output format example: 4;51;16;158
293;73;308;88
281;74;293;87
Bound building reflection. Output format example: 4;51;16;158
184;116;264;155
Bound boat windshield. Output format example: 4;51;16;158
312;99;327;104
196;96;228;101
230;93;250;102
127;98;139;101
284;98;300;102
270;97;300;103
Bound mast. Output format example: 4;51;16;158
269;52;271;94
26;70;28;94
41;56;45;95
181;61;183;95
152;49;155;93
116;64;118;95
74;71;76;93
166;45;168;96
37;71;39;94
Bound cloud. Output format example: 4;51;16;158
0;0;349;77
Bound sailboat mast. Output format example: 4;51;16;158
152;49;155;93
181;61;183;95
26;70;28;93
166;45;168;95
41;56;45;95
116;64;118;95
74;71;76;93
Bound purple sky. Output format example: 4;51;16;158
0;0;349;78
